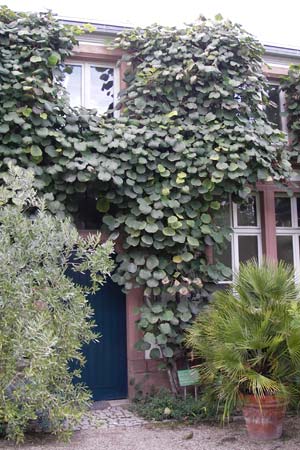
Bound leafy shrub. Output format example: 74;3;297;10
130;388;218;423
0;166;114;442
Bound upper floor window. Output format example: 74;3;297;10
265;82;288;132
64;62;119;114
266;84;281;128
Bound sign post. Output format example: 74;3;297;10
177;369;199;400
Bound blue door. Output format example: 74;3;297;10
70;270;128;400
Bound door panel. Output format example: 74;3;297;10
69;269;127;400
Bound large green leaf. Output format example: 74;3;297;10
30;145;42;157
162;227;175;236
150;348;161;359
162;346;174;358
144;332;156;344
139;269;151;280
146;255;159;270
96;197;110;213
159;323;171;335
48;52;61;66
30;55;42;63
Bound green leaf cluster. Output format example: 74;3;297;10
281;65;300;160
0;8;95;216
135;294;207;360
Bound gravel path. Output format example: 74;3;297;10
1;410;300;450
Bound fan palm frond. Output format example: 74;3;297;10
186;259;300;420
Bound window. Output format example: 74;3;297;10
64;62;119;114
266;84;281;129
72;192;103;230
275;195;300;277
265;83;287;132
215;195;262;281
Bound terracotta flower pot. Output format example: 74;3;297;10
241;394;287;441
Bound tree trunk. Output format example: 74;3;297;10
167;367;178;396
165;358;180;396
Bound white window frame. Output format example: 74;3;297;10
279;89;288;134
218;194;262;284
275;195;300;278
232;194;262;272
65;60;120;115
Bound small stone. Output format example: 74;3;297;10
164;407;172;416
218;436;237;445
182;431;194;440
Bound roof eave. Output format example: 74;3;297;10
264;44;300;59
60;17;131;35
60;18;300;58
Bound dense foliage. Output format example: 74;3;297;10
0;7;97;217
111;19;291;376
0;7;292;382
110;19;291;295
186;260;300;420
130;388;216;423
0;166;114;442
281;64;300;159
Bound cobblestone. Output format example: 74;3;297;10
78;405;148;430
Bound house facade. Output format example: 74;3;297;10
62;19;300;400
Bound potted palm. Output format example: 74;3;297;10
186;259;300;441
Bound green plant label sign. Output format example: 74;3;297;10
177;369;199;387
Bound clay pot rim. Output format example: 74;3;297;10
239;392;288;407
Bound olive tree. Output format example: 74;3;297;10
0;166;114;442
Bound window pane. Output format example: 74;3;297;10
214;201;231;227
277;236;294;266
72;192;102;230
275;197;291;227
266;85;281;129
218;239;232;268
64;65;82;107
238;236;258;264
216;238;232;280
87;66;114;113
237;197;257;226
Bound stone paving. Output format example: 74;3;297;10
78;401;148;430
